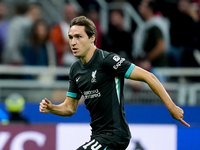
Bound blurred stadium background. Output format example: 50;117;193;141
0;0;200;150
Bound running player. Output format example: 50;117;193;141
39;16;190;150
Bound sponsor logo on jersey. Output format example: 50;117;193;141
113;58;125;69
91;70;97;83
113;55;120;62
83;89;101;99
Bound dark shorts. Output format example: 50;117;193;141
76;132;130;150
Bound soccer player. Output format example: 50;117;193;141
39;16;190;150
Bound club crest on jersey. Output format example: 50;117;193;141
113;55;120;62
91;70;97;83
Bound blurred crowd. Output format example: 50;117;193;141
0;0;200;73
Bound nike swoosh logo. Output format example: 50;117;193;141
76;77;81;82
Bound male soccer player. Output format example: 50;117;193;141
39;16;190;150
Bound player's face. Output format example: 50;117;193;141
68;25;95;59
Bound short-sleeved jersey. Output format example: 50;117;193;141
67;49;135;140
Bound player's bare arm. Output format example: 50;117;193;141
129;66;190;127
39;97;79;117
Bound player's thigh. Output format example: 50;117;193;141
77;138;108;150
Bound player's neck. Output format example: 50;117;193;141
80;45;96;64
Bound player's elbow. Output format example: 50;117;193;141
148;72;161;86
144;72;157;83
149;72;157;79
68;110;76;117
65;108;76;117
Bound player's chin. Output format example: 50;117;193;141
73;52;81;57
73;53;80;57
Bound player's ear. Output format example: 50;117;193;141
90;35;95;44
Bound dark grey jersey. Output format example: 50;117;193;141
67;49;135;139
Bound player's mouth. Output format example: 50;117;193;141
72;48;78;52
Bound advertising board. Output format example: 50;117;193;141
56;123;177;150
0;124;56;150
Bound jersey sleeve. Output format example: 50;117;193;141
102;53;135;78
66;66;82;100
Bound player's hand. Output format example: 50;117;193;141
39;98;53;113
169;105;190;127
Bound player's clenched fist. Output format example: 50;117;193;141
39;98;52;113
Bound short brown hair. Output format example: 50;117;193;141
70;16;97;45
